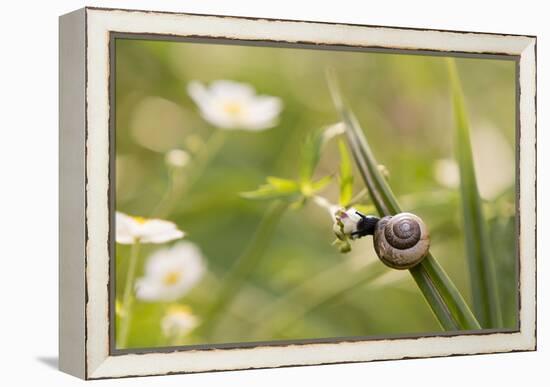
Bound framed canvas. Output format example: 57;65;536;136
59;7;537;380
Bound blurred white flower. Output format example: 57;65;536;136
116;212;185;244
471;126;515;200
161;305;200;338
135;242;206;302
165;149;190;168
434;158;460;189
434;125;515;200
187;80;282;130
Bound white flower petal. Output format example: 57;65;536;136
115;212;185;244
187;80;282;131
136;242;206;302
162;307;200;338
240;96;283;130
187;81;210;108
115;212;140;244
134;278;163;301
198;102;241;129
209;80;255;99
340;208;363;234
434;158;460;189
165;149;190;168
139;219;185;243
472;126;515;200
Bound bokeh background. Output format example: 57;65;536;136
115;37;517;349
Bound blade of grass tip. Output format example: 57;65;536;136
446;58;502;328
326;69;400;215
327;72;480;330
343;108;401;215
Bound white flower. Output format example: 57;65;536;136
434;125;514;200
471;126;515;200
116;212;185;244
187;80;282;130
135;242;206;302
161;305;200;338
434;158;460;189
165;149;190;168
333;207;363;238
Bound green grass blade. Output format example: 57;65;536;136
338;139;354;206
446;58;503;328
409;264;458;330
341;108;401;215
421;254;481;329
328;74;480;330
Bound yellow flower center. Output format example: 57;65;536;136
163;271;182;286
167;305;192;315
132;216;148;224
223;101;243;117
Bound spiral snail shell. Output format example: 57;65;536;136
373;212;430;270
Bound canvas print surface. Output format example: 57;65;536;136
113;37;517;351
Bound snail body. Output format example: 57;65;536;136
373;212;430;270
332;208;430;268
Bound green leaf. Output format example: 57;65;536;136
300;127;325;183
301;175;332;197
240;177;300;200
447;58;502;328
327;73;480;331
311;175;333;191
266;176;300;191
354;203;376;215
300;123;344;183
338;140;354;206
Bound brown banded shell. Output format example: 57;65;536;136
373;213;430;269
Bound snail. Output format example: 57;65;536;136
334;209;430;269
373;213;430;269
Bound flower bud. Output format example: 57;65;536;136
165;149;190;168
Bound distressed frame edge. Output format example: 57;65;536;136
59;7;87;380
77;7;537;380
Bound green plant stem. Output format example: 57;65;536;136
197;201;289;337
151;168;184;218
345;109;480;330
447;58;502;328
327;75;481;330
422;254;481;329
117;239;141;348
409;264;458;330
185;130;227;191
152;130;227;218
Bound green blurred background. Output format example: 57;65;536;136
115;37;517;349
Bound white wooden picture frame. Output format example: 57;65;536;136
59;7;536;380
